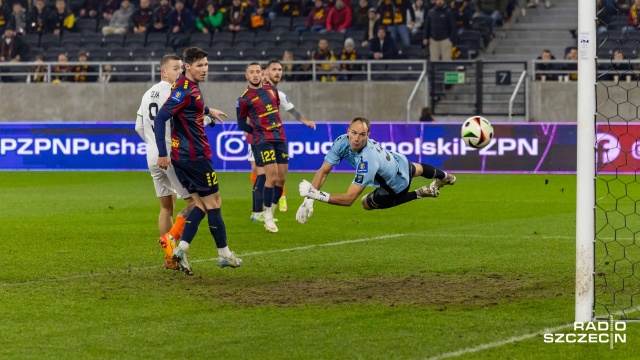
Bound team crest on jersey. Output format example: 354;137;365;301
355;174;364;184
357;161;368;174
170;89;185;102
171;139;180;148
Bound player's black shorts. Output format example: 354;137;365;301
254;141;289;166
172;158;219;197
365;162;416;209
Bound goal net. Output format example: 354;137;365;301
579;0;640;321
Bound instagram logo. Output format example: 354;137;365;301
216;131;248;161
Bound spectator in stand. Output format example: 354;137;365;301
10;2;26;35
152;0;173;33
624;0;640;36
79;0;101;19
352;0;369;31
407;0;425;38
450;0;473;36
563;47;577;81
196;1;223;33
598;49;634;81
476;0;507;27
369;25;396;59
419;107;434;122
48;0;75;35
72;49;97;82
224;0;249;32
168;0;195;47
596;0;617;36
339;37;358;80
310;37;339;81
325;0;351;33
535;49;557;81
52;52;71;83
422;0;457;61
250;0;272;31
102;0;133;35
27;53;47;82
282;49;310;81
99;0;120;21
100;63;113;82
130;0;153;34
361;7;379;47
303;0;327;33
0;0;9;33
0;25;27;61
27;0;48;34
189;0;209;15
377;0;415;49
272;0;303;19
423;0;456;61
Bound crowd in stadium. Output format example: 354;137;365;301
0;0;521;81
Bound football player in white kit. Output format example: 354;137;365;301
135;54;223;269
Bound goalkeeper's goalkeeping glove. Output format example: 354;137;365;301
298;180;330;202
296;198;315;224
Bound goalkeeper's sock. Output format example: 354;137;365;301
250;172;258;186
168;215;186;241
273;185;283;207
253;174;266;213
207;208;227;249
263;186;274;210
420;164;446;179
181;206;205;244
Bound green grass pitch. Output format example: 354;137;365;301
1;171;638;359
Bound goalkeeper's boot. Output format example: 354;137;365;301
172;247;193;275
278;196;288;212
158;233;177;268
217;253;243;268
263;207;278;233
416;185;439;198
430;173;456;189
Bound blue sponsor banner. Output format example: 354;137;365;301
0;122;578;173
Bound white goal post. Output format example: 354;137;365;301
575;0;596;323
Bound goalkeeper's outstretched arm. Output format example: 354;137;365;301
311;161;334;190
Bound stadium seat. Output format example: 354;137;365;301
211;32;234;47
255;38;278;51
264;47;285;60
103;34;125;49
124;33;146;48
291;17;306;30
234;31;256;47
97;18;109;32
299;31;322;44
146;33;167;48
76;18;97;34
108;48;131;60
21;34;41;48
212;46;237;60
40;34;61;50
189;32;212;47
399;45;425;59
86;47;108;60
597;37;620;58
270;17;291;32
240;47;264;60
131;47;154;61
323;31;344;43
277;32;300;45
82;33;103;48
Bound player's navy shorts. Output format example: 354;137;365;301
254;141;288;166
172;158;219;197
365;162;416;209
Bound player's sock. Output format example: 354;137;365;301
218;246;232;258
250;172;258;185
273;185;283;207
207;208;228;249
263;186;274;210
420;164;446;179
181;207;205;244
179;240;190;253
168;215;186;241
253;174;266;213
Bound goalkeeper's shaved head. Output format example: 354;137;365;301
350;117;371;133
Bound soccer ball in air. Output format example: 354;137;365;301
461;116;494;149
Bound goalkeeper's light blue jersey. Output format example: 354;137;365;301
324;135;411;194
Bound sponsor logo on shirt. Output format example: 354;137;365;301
170;89;185;102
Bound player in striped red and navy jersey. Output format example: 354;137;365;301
152;47;242;275
236;62;287;233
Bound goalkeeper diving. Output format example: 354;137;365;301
296;117;456;223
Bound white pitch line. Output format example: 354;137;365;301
425;323;574;360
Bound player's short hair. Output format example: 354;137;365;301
261;63;267;70
266;59;282;68
350;117;371;132
160;54;181;68
183;47;208;65
246;61;261;70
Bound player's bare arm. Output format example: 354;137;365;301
328;183;366;206
311;161;333;190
